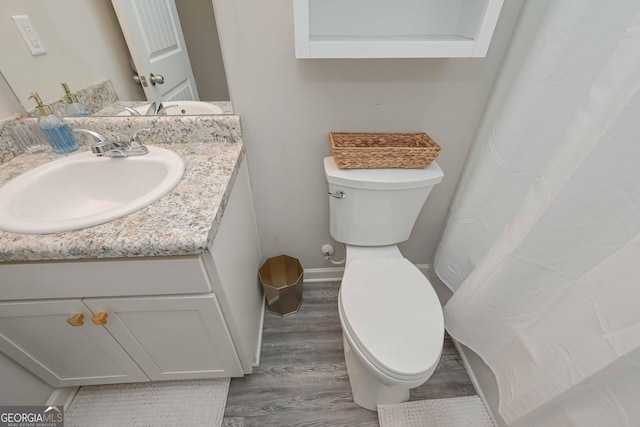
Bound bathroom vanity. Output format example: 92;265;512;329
0;117;264;387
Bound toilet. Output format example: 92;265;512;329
324;156;445;411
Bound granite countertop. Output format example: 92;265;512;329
0;138;244;263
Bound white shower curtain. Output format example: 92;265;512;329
434;0;640;425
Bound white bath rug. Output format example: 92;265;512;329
66;378;230;427
378;395;494;427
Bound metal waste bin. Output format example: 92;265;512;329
258;255;303;317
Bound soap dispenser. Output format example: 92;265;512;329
61;82;91;116
29;92;79;154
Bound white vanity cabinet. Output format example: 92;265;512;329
0;294;242;387
0;159;264;388
293;0;505;58
0;299;150;386
83;294;244;383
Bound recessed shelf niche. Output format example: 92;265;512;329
293;0;504;58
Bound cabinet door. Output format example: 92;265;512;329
84;294;244;380
0;300;149;387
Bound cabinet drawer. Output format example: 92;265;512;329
0;256;211;300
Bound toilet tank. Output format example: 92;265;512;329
324;157;444;246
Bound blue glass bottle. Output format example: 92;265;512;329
29;92;79;154
61;82;91;117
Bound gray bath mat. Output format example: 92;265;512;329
66;378;230;427
378;395;494;427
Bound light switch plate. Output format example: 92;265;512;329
12;15;47;56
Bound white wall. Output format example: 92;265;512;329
213;0;526;268
0;0;143;110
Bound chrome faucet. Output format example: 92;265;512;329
73;129;150;157
120;101;179;116
141;101;179;115
154;102;179;115
118;106;141;116
144;102;158;115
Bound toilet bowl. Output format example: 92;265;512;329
338;246;444;410
324;156;445;411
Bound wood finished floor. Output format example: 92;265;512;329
223;281;476;427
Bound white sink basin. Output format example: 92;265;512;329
0;147;184;234
118;101;224;116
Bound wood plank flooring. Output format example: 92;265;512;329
223;281;476;426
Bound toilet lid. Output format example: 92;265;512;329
340;258;444;381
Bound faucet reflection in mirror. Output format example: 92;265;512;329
23;80;233;118
115;101;226;116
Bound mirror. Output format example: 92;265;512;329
0;0;231;116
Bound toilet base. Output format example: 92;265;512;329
343;335;412;411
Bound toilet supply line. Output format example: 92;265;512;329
322;243;345;265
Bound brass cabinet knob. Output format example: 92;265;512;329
66;313;84;327
91;312;108;325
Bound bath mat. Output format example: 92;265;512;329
378;395;494;427
66;378;230;427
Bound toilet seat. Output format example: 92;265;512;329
339;258;444;382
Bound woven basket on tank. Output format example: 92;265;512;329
329;132;440;169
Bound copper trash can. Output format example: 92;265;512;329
258;255;303;317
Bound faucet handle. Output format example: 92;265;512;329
73;128;108;143
118;106;141;116
144;102;157;116
129;128;152;147
157;103;179;115
73;129;122;156
126;128;151;156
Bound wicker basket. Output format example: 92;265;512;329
330;132;440;169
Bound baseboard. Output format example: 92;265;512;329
415;263;430;275
303;267;344;283
304;264;430;283
46;386;79;409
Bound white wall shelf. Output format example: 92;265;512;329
293;0;504;58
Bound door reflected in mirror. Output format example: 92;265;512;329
0;0;231;116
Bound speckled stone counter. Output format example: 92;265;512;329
0;115;244;262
